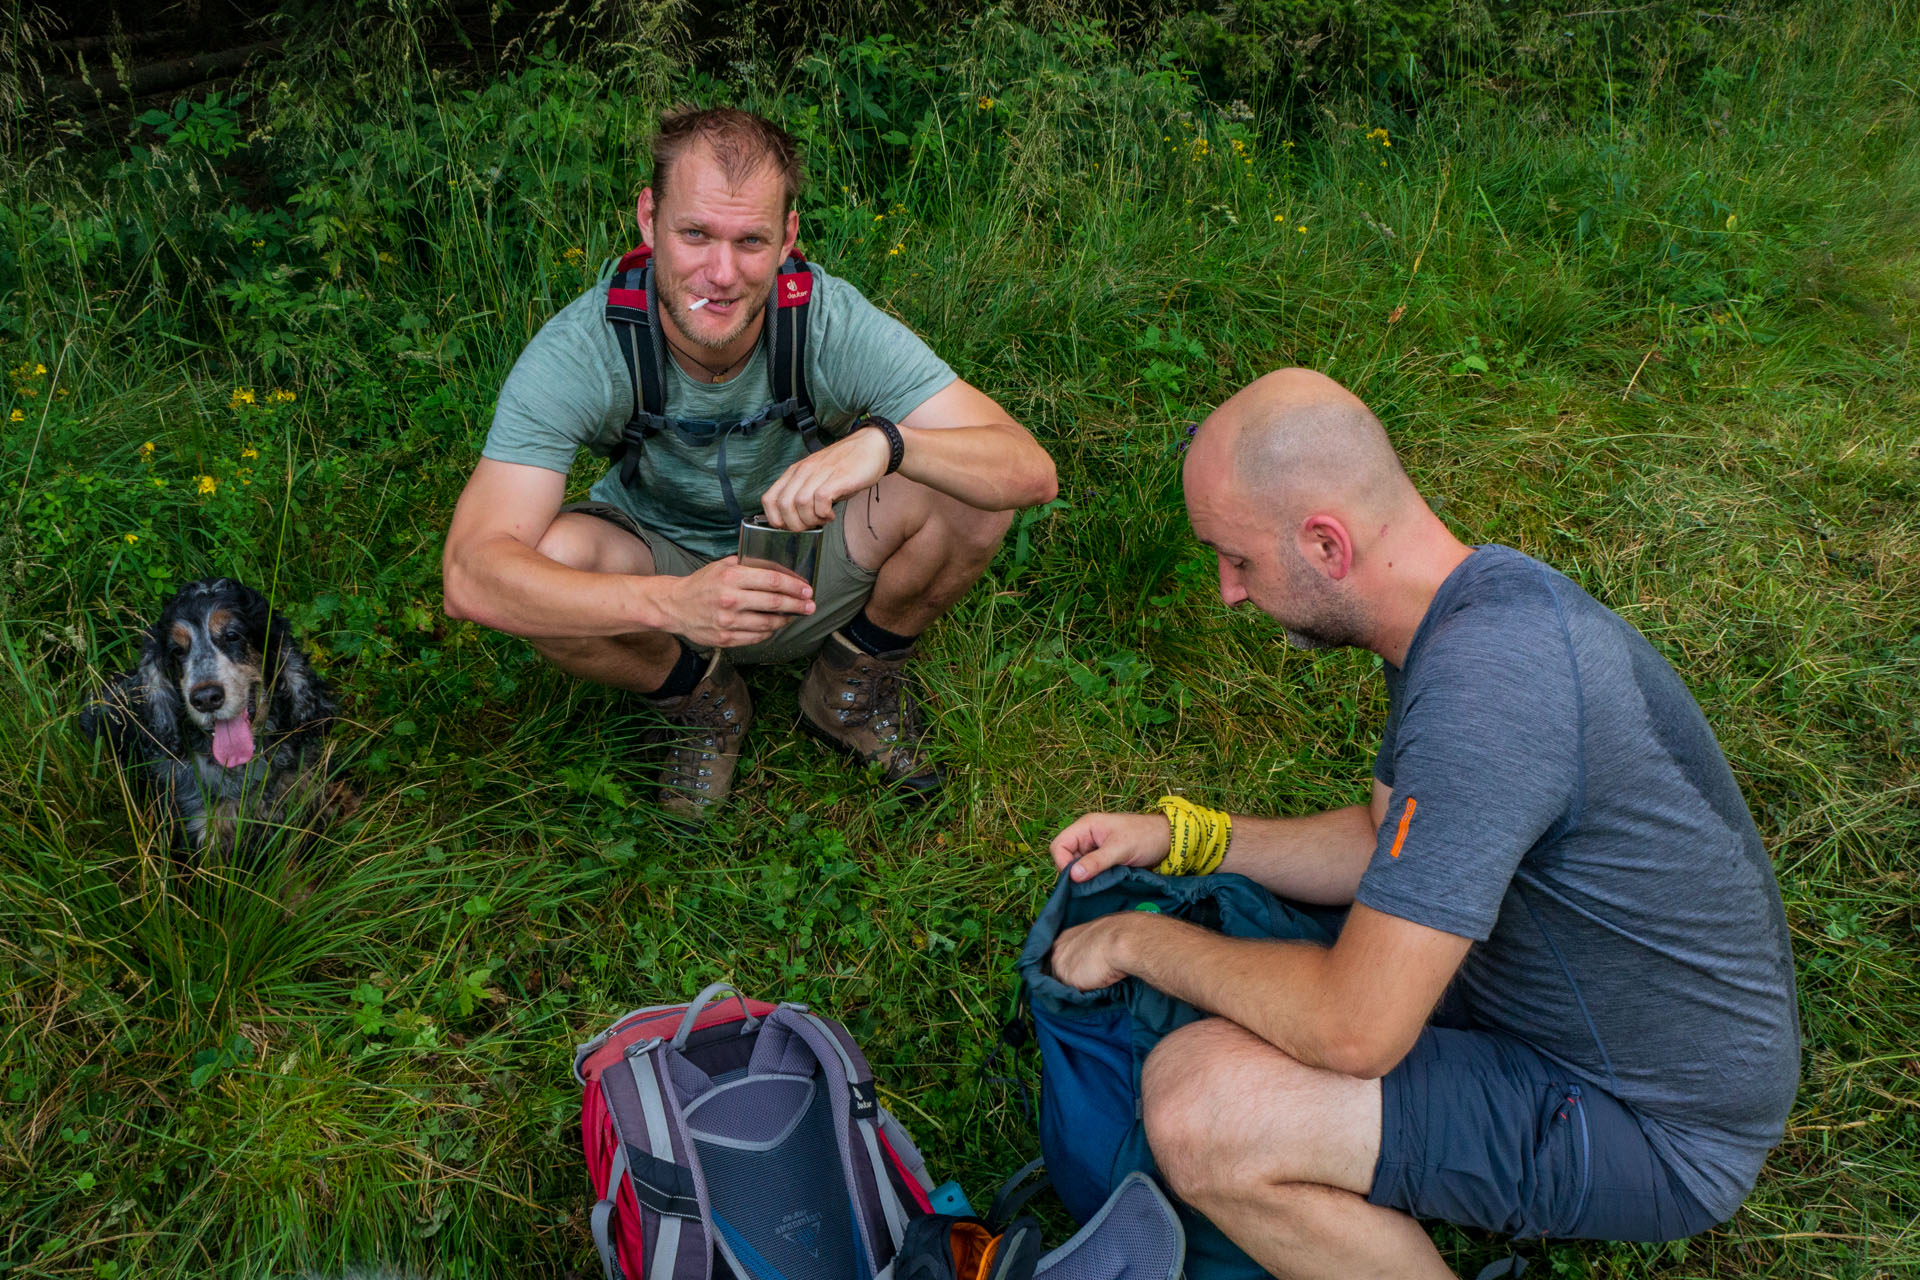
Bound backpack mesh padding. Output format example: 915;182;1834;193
688;1075;861;1280
1034;1177;1182;1280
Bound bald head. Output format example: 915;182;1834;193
1184;369;1471;663
1189;368;1417;530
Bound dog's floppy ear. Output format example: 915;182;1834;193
80;629;181;763
258;594;337;733
132;613;186;753
78;669;136;754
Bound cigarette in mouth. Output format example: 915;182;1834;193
689;297;711;310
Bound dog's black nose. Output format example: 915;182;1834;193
190;684;226;712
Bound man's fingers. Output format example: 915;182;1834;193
1066;844;1128;882
1050;817;1126;882
723;561;815;601
727;589;815;617
1049;816;1101;869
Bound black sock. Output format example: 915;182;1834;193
843;608;917;657
647;640;707;700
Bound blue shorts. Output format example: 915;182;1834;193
1368;1027;1720;1241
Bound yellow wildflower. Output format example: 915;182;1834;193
1297;225;1308;233
33;363;46;375
196;475;217;496
230;387;256;408
1274;214;1284;222
1367;128;1391;146
139;441;155;461
977;96;995;110
563;246;586;263
269;389;295;404
1282;141;1295;149
251;239;265;248
124;533;139;545
7;408;21;423
874;214;884;221
379;251;398;264
241;445;259;460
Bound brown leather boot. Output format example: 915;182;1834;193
646;652;751;822
798;632;942;798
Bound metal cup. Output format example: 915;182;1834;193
737;516;824;588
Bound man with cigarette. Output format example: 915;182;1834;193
443;108;1055;819
1045;369;1798;1273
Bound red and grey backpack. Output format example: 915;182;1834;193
576;984;937;1280
603;245;828;524
575;983;1188;1280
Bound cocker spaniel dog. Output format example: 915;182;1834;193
80;578;345;851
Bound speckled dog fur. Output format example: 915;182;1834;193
80;578;343;851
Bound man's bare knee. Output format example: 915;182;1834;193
1141;1019;1252;1201
951;501;1015;556
531;629;677;671
1143;1019;1341;1202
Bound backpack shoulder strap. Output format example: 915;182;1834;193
768;252;825;451
605;246;672;487
789;1009;914;1253
598;1040;713;1280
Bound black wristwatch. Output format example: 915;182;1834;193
859;415;905;475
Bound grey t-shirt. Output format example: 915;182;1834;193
1357;545;1800;1222
483;260;957;558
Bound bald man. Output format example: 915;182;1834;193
1044;370;1799;1275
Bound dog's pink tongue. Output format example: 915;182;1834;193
212;716;255;768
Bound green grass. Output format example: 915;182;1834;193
3;3;1918;1276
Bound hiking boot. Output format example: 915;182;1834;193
647;652;752;822
798;631;943;798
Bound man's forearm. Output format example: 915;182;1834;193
444;535;673;638
1220;804;1378;905
1114;916;1357;1072
895;422;1057;511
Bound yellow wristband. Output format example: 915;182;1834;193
1153;795;1231;876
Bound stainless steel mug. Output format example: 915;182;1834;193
737;516;824;588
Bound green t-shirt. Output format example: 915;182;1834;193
483;260;957;558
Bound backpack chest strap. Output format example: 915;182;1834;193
604;250;822;523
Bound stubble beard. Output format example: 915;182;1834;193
1276;552;1369;652
657;268;769;353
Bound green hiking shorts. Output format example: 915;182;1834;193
561;501;877;665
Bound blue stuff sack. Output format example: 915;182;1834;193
1016;867;1334;1280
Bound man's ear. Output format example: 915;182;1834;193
781;207;799;259
637;189;656;246
1298;514;1356;581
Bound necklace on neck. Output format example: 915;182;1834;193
664;329;752;384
